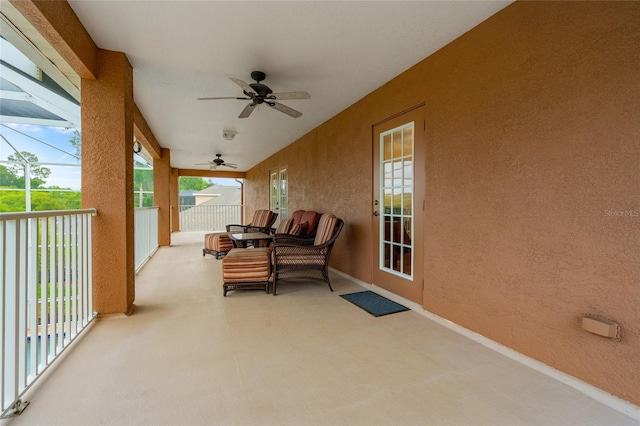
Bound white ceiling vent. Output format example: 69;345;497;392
222;130;237;141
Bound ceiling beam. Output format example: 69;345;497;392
0;17;80;100
134;103;162;159
177;168;246;179
8;0;98;80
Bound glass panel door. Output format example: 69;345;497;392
372;106;424;303
380;123;413;278
270;167;288;221
270;171;278;213
278;168;288;220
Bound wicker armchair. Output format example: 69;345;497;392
226;209;278;235
271;213;344;295
203;209;277;257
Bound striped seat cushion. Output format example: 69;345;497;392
204;232;233;251
251;210;274;227
313;214;338;245
222;248;271;282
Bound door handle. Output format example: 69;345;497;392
372;211;379;217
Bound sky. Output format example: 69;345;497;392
0;123;82;190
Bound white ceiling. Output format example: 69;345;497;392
68;1;511;172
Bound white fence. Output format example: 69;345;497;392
134;207;158;272
179;204;242;231
0;209;96;417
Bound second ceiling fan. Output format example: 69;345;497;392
198;71;310;118
196;154;238;170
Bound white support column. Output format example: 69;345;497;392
24;164;31;213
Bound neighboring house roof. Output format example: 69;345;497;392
195;185;233;195
180;186;242;231
179;190;196;196
195;185;241;206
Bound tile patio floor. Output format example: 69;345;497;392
4;231;637;426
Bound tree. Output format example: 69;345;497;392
179;177;211;191
6;151;51;188
0;190;25;212
134;167;153;191
133;163;154;207
0;152;81;212
0;164;20;187
31;190;81;211
68;129;81;158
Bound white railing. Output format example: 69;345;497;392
179;204;243;231
0;209;96;417
134;207;158;272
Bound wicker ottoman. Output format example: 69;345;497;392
203;232;233;259
222;248;272;296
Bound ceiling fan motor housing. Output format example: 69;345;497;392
251;71;266;83
246;83;272;102
245;71;272;103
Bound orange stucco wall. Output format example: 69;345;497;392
171;169;180;233
134;104;162;159
81;49;135;314
246;2;640;405
154;149;171;246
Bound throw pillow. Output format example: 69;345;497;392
290;221;308;236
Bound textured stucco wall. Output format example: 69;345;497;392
134;104;162;159
419;1;639;406
81;49;135;314
246;101;375;280
171;169;180;232
246;2;640;405
154;149;171;246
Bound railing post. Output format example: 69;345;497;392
27;218;37;380
2;219;19;410
17;219;27;392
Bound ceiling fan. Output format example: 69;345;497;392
197;71;310;118
196;154;238;170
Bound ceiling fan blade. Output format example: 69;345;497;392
268;101;302;118
197;96;250;101
239;103;256;118
223;163;238;169
230;78;257;96
271;91;311;100
195;162;212;165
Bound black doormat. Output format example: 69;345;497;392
340;290;410;317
